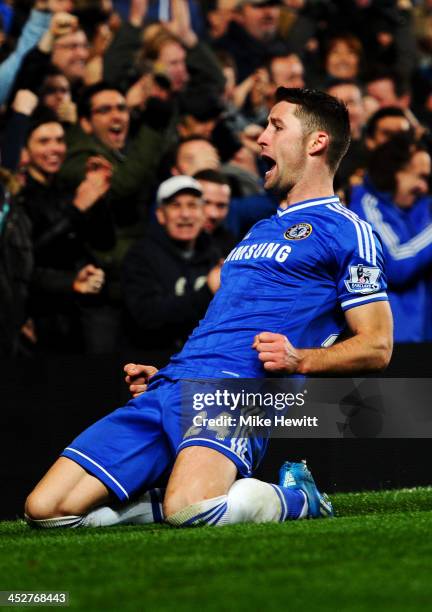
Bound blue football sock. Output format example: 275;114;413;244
271;485;307;520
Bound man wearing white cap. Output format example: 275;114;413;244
121;176;223;351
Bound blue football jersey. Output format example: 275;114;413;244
161;196;388;379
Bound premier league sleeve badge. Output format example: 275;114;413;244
345;264;382;294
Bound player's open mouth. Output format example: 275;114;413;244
262;154;276;179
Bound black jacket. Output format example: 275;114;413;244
122;223;222;350
18;173;115;290
211;225;237;258
0;196;33;358
16;173;115;351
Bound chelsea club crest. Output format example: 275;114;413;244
284;223;313;240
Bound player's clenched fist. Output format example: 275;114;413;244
252;332;302;373
124;363;159;397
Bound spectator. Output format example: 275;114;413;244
230;66;271;125
323;34;363;84
364;72;426;141
38;66;77;124
103;0;224;100
12;12;90;99
287;0;417;86
213;0;290;83
17;108;114;352
141;25;190;93
49;21;89;85
328;80;365;141
365;71;409;110
413;0;432;73
268;52;305;89
365;107;413;150
60;82;166;249
350;134;432;342
205;0;236;40
122;175;222;351
214;15;304;132
175;88;241;164
194;168;237;255
327;79;367;189
177;90;224;140
171;136;221;176
330;105;413;194
168;135;262;199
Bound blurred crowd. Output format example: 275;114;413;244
1;0;432;359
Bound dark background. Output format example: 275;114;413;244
1;344;431;520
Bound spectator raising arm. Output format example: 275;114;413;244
2;89;39;170
103;0;149;87
0;0;52;105
11;11;81;95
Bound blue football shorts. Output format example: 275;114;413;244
61;375;268;502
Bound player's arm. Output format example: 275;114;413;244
253;301;393;374
124;363;159;397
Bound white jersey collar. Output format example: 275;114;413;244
277;195;340;217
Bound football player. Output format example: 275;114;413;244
25;89;393;529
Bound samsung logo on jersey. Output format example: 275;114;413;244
225;242;292;263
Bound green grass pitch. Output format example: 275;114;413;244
1;488;431;612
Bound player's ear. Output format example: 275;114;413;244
308;131;329;156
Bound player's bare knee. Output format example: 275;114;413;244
163;488;212;519
25;491;63;520
163;490;190;519
25;489;89;519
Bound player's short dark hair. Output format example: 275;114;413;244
367;133;427;193
193;169;230;186
77;82;126;119
366;106;410;139
275;87;351;173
